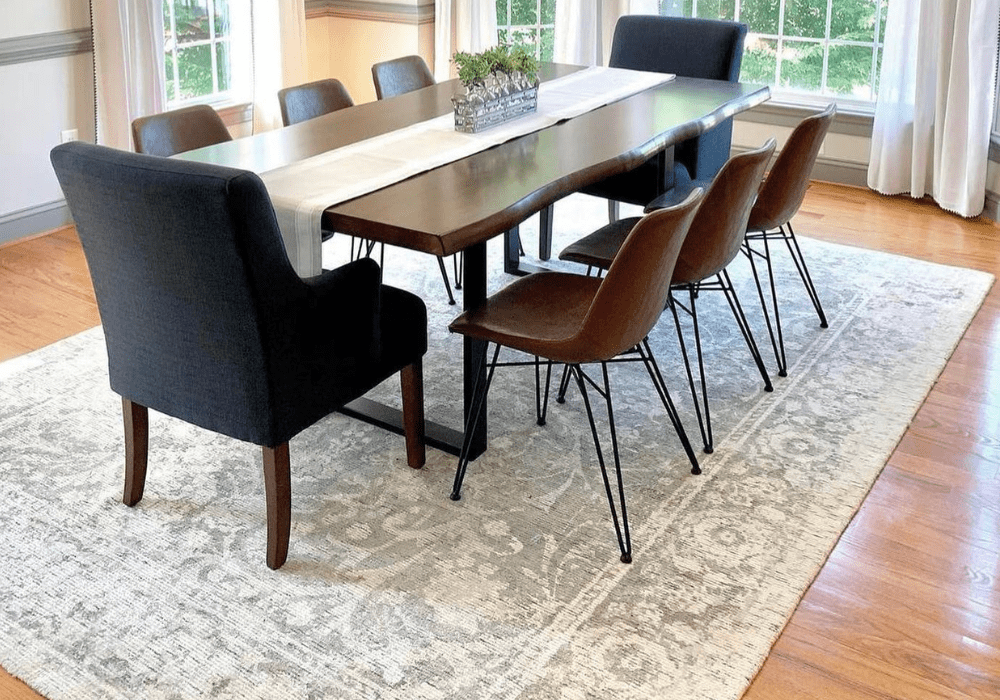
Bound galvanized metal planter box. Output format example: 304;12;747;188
452;74;539;134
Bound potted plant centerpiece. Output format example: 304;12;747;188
451;44;540;133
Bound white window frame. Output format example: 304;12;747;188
163;0;236;108
662;0;887;112
496;0;556;61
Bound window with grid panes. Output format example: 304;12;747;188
163;0;238;106
495;0;556;61
660;0;889;104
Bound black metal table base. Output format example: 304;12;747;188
339;397;466;457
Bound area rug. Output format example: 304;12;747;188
0;194;993;699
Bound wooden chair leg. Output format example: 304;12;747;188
262;443;291;570
122;397;148;506
400;360;426;469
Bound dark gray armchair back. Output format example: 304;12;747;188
610;15;748;182
49;142;372;446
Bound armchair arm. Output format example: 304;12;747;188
301;257;382;357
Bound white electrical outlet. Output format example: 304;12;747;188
60;129;79;143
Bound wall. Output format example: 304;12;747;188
304;0;434;104
0;1;997;246
1;0;95;244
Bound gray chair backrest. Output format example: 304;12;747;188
278;78;355;126
610;15;749;182
609;15;747;81
372;55;435;100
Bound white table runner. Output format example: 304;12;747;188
259;66;675;276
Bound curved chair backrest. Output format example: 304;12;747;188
672;140;776;285
131;104;232;157
610;15;748;183
50;141;309;445
747;103;837;232
278;78;355;126
579;188;705;359
372;55;435;99
609;15;747;81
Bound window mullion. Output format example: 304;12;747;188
821;0;833;94
775;0;786;88
168;1;179;103
208;0;219;96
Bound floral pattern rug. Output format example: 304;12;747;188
0;195;992;699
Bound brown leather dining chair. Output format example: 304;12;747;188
370;54;463;305
744;104;837;377
278;78;354;126
131;104;232;157
448;189;705;565
559;141;777;456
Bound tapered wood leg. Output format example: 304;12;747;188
262;443;291;570
122;398;148;506
400;360;426;469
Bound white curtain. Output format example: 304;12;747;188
434;0;498;81
90;0;165;150
244;0;309;133
554;0;658;66
868;0;1000;217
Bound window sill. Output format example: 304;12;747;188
166;99;253;128
737;96;874;139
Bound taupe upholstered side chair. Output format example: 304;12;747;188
51;141;428;570
448;189;705;565
131;103;232;157
560;141;777;456
277;78;359;256
278;77;354;126
371;54;435;100
371;54;464;305
743;103;837;377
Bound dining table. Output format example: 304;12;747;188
179;63;770;461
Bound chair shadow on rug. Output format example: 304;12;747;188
50;141;428;570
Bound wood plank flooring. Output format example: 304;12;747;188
1;183;998;698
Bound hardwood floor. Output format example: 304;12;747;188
1;183;998;698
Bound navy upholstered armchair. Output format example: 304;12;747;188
50;141;428;570
582;15;748;213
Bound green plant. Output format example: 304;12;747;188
453;43;539;88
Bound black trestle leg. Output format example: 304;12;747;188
451;342;501;501
572;363;632;564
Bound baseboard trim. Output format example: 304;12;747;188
305;0;434;24
732;144;870;189
0;200;72;246
0;29;92;67
985;190;1000;223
